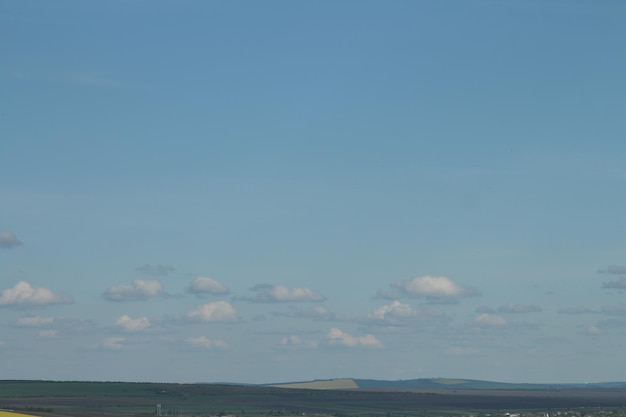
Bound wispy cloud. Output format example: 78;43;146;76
598;265;626;275
0;281;74;308
187;277;230;296
0;231;22;249
273;304;340;320
497;304;543;314
470;313;507;327
103;280;163;302
136;264;176;276
240;284;326;303
558;306;599;314
186;336;229;350
602;278;626;289
99;336;126;350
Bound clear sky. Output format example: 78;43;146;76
1;0;625;384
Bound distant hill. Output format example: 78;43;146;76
269;377;626;391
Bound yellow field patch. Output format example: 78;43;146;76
270;378;358;390
0;412;38;417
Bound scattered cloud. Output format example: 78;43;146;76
581;325;605;335
497;304;542;314
37;329;60;339
241;285;326;303
365;301;445;326
601;304;626;315
558;306;599;314
186;336;229;350
187;277;230;296
379;275;479;301
446;346;479;356
0;281;74;308
114;315;151;332
602;278;626;289
598;265;626;275
325;327;383;348
103;280;163;302
471;313;507;327
100;336;125;350
280;335;318;348
136;264;176;276
185;301;239;323
273;304;339;320
14;316;55;327
0;231;22;249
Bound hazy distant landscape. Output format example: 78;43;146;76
2;379;626;417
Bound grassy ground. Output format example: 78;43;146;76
2;381;626;417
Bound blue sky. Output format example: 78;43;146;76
1;0;625;384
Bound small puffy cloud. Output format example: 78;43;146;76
0;231;22;249
103;280;163;302
14;316;55;327
366;301;445;325
114;315;151;332
242;284;326;303
497;304;542;314
101;336;125;350
187;277;230;295
602;278;626;289
384;275;478;300
135;264;175;276
186;336;229;350
471;313;507;327
326;327;383;348
37;329;60;339
280;335;318;348
598;265;626;275
0;281;73;307
274;304;338;320
185;301;239;323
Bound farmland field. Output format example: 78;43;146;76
1;381;626;417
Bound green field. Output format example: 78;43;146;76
2;380;626;417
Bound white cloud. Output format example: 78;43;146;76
186;336;229;350
187;277;230;295
243;285;326;303
471;313;507;327
185;301;239;323
0;231;22;249
390;275;475;299
114;315;151;332
326;327;383;348
280;335;318;348
37;329;60;339
276;304;338;320
366;301;445;325
101;336;125;350
15;316;55;327
103;279;163;302
0;281;74;307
